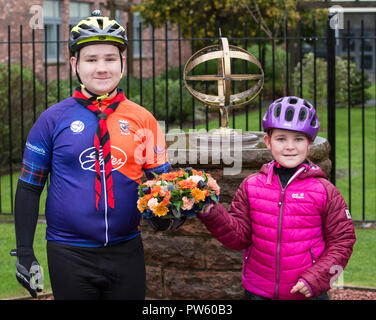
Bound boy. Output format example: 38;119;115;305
12;10;181;300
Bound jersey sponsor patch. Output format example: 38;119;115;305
26;141;46;156
345;209;352;220
79;146;127;172
70;120;85;133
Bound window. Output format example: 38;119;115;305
133;12;144;58
341;31;355;52
364;55;373;70
115;9;123;25
69;1;92;27
43;0;62;62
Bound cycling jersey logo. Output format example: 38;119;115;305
119;120;130;135
79;146;127;172
70;120;85;133
26;141;46;155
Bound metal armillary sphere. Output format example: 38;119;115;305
183;37;264;130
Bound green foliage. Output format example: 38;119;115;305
134;0;328;39
251;44;285;98
292;52;371;110
120;73;205;125
135;0;246;38
0;222;51;299
0;63;45;165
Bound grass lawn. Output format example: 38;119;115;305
0;221;374;299
344;228;376;288
0;221;51;299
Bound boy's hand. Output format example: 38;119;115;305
290;280;311;298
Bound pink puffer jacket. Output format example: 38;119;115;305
198;161;356;300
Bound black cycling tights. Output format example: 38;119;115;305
47;236;146;300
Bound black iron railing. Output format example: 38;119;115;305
0;16;375;222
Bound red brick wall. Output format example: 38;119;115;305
0;0;44;71
0;0;192;83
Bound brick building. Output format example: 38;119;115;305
0;0;191;82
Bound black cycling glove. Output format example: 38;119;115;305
10;248;43;298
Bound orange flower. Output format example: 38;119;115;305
176;169;186;177
177;180;197;190
161;191;171;205
151;185;165;197
159;172;177;181
143;193;154;201
153;202;169;217
192;169;203;176
151;185;161;194
191;187;205;203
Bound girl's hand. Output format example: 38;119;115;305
199;203;214;215
290;280;311;298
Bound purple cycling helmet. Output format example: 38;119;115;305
262;96;320;141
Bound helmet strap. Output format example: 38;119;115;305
75;50;83;85
80;84;117;101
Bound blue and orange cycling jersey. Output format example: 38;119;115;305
20;92;170;247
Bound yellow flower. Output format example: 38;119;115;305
153;202;169;217
191;187;205;204
137;198;147;213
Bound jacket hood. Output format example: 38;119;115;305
260;160;327;185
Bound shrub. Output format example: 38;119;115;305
292;52;371;109
0;63;45;165
129;76;196;125
121;73;206;126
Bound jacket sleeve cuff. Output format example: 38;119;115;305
197;203;215;218
299;278;314;297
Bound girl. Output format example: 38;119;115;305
198;96;356;300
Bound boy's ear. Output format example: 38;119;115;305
264;134;271;150
121;55;126;77
70;56;77;74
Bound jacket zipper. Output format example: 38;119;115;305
243;244;253;277
102;160;109;246
309;248;316;264
274;178;285;300
99;99;109;246
274;166;306;299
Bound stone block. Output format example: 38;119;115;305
142;231;205;269
205;238;243;270
146;265;163;299
164;269;243;300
